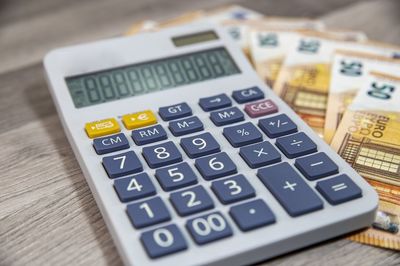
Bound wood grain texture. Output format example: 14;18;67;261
1;0;400;265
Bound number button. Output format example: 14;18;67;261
142;141;182;168
141;224;187;258
210;107;244;126
93;133;129;155
169;186;214;216
102;151;143;178
295;152;338;180
114;173;156;202
155;162;198;191
132;124;167;145
159;102;192;121
169;116;204;136
127;197;171;228
239;141;281;168
316;174;362;205
195;152;237;180
180;132;220;158
232;86;264;103
223;122;263;147
199;93;232;111
229;199;276;231
186;212;233;245
275;132;317;159
211;174;256;204
259;114;297;138
258;162;323;217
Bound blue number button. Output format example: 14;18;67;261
239;141;281;168
195;152;237;180
127;197;171;228
223;122;263;147
169;116;204;136
232;86;264;103
155;162;198;191
258;162;323;217
142;141;182;168
180;132;220;158
114;173;156;202
316;174;362;205
229;199;276;231
132;124;167;145
159;102;192;121
199;93;232;111
169;186;214;216
210;107;244;126
258;114;297;138
295;152;339;180
275;132;317;159
103;151;143;178
140;224;187;258
93;133;129;155
186;212;233;245
211;174;255;204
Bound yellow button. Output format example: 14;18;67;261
85;118;120;138
122;110;157;130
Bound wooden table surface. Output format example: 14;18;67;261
1;0;400;265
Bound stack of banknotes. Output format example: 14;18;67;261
126;5;400;250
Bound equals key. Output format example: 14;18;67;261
295;152;339;180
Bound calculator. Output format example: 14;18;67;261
44;23;378;266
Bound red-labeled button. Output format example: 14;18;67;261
244;99;278;118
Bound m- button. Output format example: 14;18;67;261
244;99;278;118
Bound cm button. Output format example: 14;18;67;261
93;133;130;154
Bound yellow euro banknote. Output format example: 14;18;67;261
324;49;400;144
331;71;400;250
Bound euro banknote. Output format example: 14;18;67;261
324;49;400;143
331;71;400;250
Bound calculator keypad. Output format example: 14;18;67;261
229;199;276;231
155;162;198;191
142;141;182;168
159;102;192;121
275;132;317;159
132;124;167;145
86;86;364;260
140;224;187;258
210;106;244;126
223;122;263;147
170;186;214;216
93;133;129;155
186;212;233;245
199;93;232;111
127;197;171;228
169;116;204;136
258;163;324;217
211;174;256;204
103;151;143;178
180;132;220;158
195;152;237;180
114;173;156;202
232;86;264;103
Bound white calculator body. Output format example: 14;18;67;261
44;23;378;266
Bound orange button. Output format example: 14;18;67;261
85;118;120;138
122;110;157;130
